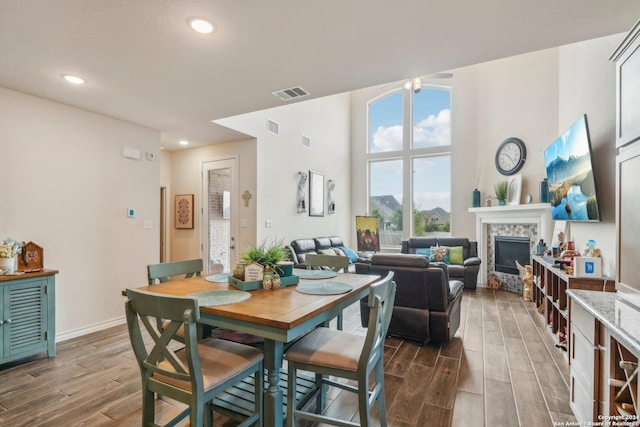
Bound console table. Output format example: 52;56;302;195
531;256;614;353
0;269;57;364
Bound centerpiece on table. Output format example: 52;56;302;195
230;239;297;290
0;238;23;274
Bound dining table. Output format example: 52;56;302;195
134;269;380;427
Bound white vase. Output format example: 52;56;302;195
0;256;16;274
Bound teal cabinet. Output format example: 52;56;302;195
0;270;57;364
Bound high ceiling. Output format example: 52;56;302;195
1;1;639;150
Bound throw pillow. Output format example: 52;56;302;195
430;246;450;264
339;246;359;263
318;248;337;256
415;248;431;257
449;246;464;265
333;247;346;257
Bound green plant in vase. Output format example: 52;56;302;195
240;238;289;271
494;181;509;206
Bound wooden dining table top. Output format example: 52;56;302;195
133;271;379;332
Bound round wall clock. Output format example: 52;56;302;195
495;137;526;176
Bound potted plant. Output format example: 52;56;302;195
494;181;509;206
240;238;289;271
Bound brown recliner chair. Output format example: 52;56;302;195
355;253;464;344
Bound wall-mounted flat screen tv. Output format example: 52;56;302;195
544;115;600;221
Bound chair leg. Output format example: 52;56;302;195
287;362;297;427
375;360;388;426
141;385;155;425
204;401;214;427
358;377;371;427
337;312;343;330
255;364;264;427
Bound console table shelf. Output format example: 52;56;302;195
531;255;615;350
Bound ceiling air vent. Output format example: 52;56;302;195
301;135;311;149
267;119;279;135
272;86;310;101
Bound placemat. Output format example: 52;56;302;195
189;290;251;306
205;272;232;283
296;270;338;280
296;281;353;295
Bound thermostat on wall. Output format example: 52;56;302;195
127;208;135;218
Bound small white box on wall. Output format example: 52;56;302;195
574;257;602;278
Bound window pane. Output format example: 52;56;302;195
412;155;451;236
413;88;451;149
369;92;403;153
369;159;403;246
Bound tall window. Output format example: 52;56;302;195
368;86;451;247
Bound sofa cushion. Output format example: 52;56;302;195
415;248;431;257
314;237;332;251
339;246;360;263
328;236;344;247
318;248;336;256
430;246;449;263
447;264;465;279
449;246;464;265
292;238;317;254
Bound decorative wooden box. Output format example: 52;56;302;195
228;275;299;291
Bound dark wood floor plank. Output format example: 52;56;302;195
424;356;459;410
417;403;452;427
385;341;419;377
387;363;433;424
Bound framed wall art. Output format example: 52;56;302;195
175;194;194;229
309;171;324;217
327;179;335;214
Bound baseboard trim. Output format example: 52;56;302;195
56;316;126;342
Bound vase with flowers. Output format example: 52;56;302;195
0;238;23;274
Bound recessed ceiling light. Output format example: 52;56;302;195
62;74;85;85
188;18;215;34
179;140;189;146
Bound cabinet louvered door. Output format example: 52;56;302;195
2;278;48;359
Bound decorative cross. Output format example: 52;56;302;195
242;190;252;207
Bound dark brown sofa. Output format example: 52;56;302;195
401;237;481;290
355;253;464;344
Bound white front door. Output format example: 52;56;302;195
202;157;238;274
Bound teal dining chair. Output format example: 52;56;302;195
125;288;264;427
304;253;350;330
147;258;208;340
285;271;396;427
304;253;350;273
147;258;203;284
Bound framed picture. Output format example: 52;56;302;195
355;216;380;252
309;171;324;217
507;174;522;205
175;194;194;229
327;179;335;214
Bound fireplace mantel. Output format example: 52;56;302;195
469;203;553;285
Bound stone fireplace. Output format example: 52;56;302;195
469;203;553;292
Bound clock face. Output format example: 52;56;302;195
495;138;526;175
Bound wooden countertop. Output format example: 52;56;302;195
0;269;59;282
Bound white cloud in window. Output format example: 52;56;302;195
372;125;403;152
414;191;451;212
414;109;451;147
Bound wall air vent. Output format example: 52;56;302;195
301;135;311;149
267;119;279;135
272;86;310;101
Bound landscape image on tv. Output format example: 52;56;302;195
544;115;600;221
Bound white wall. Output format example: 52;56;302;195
0;87;160;339
558;34;622;278
216;93;354;247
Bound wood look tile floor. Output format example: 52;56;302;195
0;288;577;426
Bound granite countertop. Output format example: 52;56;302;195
567;289;640;356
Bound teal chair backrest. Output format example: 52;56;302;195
305;254;350;273
147;259;203;285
